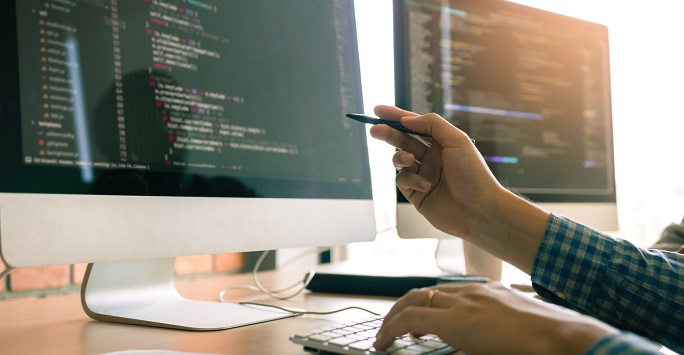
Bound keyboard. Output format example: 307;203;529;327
289;316;460;354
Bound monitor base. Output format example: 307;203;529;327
80;258;297;331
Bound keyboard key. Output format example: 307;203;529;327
293;331;313;338
406;344;438;353
394;338;421;347
347;333;369;341
320;331;342;338
348;340;374;351
308;334;334;342
358;330;378;338
422;340;449;349
333;329;355;336
329;337;358;346
390;348;423;354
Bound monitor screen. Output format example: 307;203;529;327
394;0;618;239
4;0;371;200
0;0;375;330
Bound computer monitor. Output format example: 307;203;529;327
393;0;617;255
0;0;375;330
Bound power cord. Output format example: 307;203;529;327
219;249;316;302
0;265;14;280
238;301;380;316
218;249;382;317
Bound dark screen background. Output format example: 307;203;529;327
0;0;372;200
394;0;616;204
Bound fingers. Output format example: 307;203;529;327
381;285;484;330
434;281;498;292
393;150;419;170
396;171;431;194
370;108;474;159
374;285;487;351
374;307;446;350
400;113;473;149
392;148;431;195
375;288;457;350
369;124;431;160
382;288;447;327
374;104;418;121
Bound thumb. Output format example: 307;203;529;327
400;113;472;148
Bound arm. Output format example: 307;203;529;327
532;214;684;354
370;105;549;274
370;105;681;353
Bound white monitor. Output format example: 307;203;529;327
393;0;618;258
0;0;375;330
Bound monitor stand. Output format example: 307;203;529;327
434;239;502;281
434;238;466;274
80;257;297;330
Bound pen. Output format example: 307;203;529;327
346;113;433;138
345;113;475;147
346;113;432;163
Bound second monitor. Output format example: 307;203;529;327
393;0;618;270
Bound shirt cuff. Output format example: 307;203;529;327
530;213;613;312
584;332;663;355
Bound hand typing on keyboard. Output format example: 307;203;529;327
289;282;617;355
290;315;456;354
373;283;615;355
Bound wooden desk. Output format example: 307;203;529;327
0;269;396;355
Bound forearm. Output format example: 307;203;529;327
467;188;550;274
532;214;684;353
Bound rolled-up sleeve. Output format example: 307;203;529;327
531;213;684;354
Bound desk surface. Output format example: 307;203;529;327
0;268;396;355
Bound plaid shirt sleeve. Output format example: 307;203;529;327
584;332;664;355
531;213;684;354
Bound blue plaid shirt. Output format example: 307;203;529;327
531;213;684;354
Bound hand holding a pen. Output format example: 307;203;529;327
368;105;502;241
368;105;549;273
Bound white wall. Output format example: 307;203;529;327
355;0;684;248
512;1;684;247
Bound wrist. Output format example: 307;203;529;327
468;188;550;274
536;319;616;355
